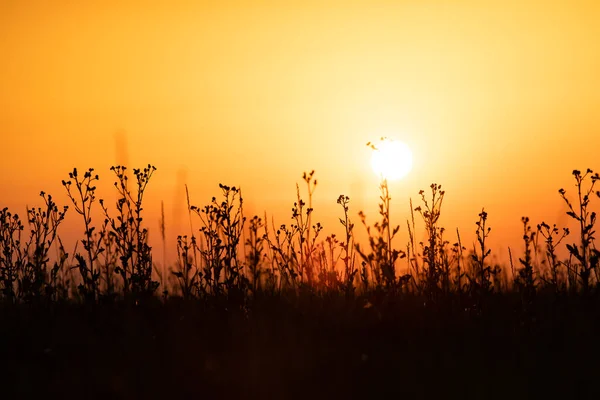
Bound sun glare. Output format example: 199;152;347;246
370;138;413;181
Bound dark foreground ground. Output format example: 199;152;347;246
1;293;600;400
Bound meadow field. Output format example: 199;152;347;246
1;164;600;399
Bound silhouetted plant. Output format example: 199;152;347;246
50;237;71;301
453;229;466;294
19;192;68;302
172;235;200;299
98;226;118;300
468;209;498;298
292;170;319;284
218;185;246;293
337;195;357;296
100;165;158;299
0;208;24;302
262;171;322;293
559;168;600;293
514;216;536;305
159;200;167;293
3;163;600;306
537;221;569;293
266;221;300;290
406;198;421;291
436;227;456;295
414;184;445;296
62;168;103;302
190;184;247;297
356;142;406;291
245;215;266;294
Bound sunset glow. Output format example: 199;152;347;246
3;3;600;396
1;0;600;261
370;138;413;181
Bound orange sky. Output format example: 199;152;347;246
1;0;600;265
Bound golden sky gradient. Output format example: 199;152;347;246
1;1;600;264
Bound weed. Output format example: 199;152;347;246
468;209;498;296
62;168;103;302
356;140;406;292
0;208;24;303
337;195;357;297
414;184;445;297
537;222;569;293
514;216;536;305
100;165;159;300
559;169;600;292
1;164;600;305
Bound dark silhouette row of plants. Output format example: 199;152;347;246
1;160;600;308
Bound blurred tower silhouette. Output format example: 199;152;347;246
114;129;130;168
172;167;188;235
113;129;132;219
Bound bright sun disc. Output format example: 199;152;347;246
371;138;413;181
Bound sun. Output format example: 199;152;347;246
370;138;413;181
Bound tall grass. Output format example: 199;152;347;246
4;164;600;400
2;164;600;305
